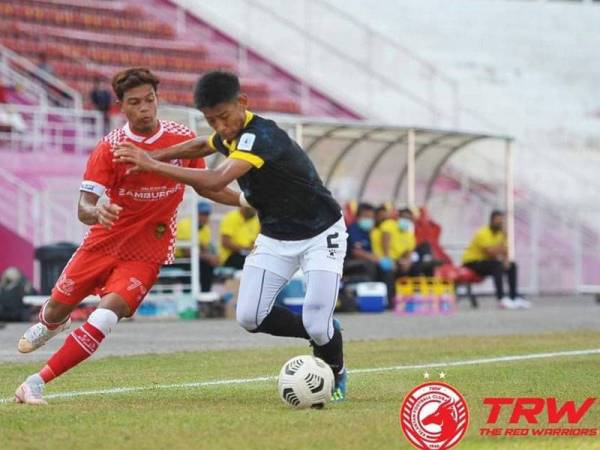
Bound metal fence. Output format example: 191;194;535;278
0;103;102;154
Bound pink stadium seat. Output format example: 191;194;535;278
0;0;301;113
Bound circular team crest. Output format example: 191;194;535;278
400;382;469;450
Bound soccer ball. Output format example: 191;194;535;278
278;355;334;409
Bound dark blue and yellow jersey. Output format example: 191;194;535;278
208;111;341;240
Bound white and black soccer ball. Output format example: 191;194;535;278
278;355;334;409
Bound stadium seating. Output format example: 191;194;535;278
0;0;301;113
0;2;173;38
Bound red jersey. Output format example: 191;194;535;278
79;120;204;264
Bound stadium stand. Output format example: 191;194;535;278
0;0;355;115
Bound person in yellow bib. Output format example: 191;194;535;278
393;209;417;274
176;201;219;292
370;205;398;263
219;206;260;269
462;210;530;309
371;207;434;277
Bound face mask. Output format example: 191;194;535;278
358;218;375;232
398;218;414;233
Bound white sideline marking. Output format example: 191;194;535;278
1;348;599;404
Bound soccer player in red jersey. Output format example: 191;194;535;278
14;68;240;405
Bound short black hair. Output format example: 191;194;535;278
398;207;413;216
357;202;374;216
194;70;240;109
375;205;388;214
490;210;504;222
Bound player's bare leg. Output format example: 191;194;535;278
17;299;74;354
15;294;128;405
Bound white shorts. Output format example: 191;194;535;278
244;217;348;279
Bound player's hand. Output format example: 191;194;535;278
113;142;156;173
96;202;123;229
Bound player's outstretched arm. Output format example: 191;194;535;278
114;144;253;191
196;186;246;207
147;136;216;161
78;191;123;229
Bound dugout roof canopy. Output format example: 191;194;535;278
174;110;513;207
286;118;512;206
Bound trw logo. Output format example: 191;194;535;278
480;397;597;438
484;397;596;424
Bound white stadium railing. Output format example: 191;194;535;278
0;103;103;154
0;166;82;248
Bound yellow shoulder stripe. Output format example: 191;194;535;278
229;150;264;169
207;133;216;150
243;110;254;127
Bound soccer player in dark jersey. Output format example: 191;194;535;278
115;71;349;401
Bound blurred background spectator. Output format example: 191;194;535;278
219;207;260;270
90;77;112;134
371;206;431;277
345;202;379;279
395;208;438;277
176;201;219;292
462;210;530;309
36;52;53;75
0;267;36;322
344;202;396;305
370;204;392;262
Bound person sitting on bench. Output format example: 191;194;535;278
219;207;260;270
462;210;530;309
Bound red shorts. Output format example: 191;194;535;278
51;249;160;315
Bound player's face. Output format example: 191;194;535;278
120;84;159;134
201;95;248;142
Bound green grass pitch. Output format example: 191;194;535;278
0;331;598;450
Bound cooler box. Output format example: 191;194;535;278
282;297;304;315
356;282;387;313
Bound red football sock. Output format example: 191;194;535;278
39;322;105;383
